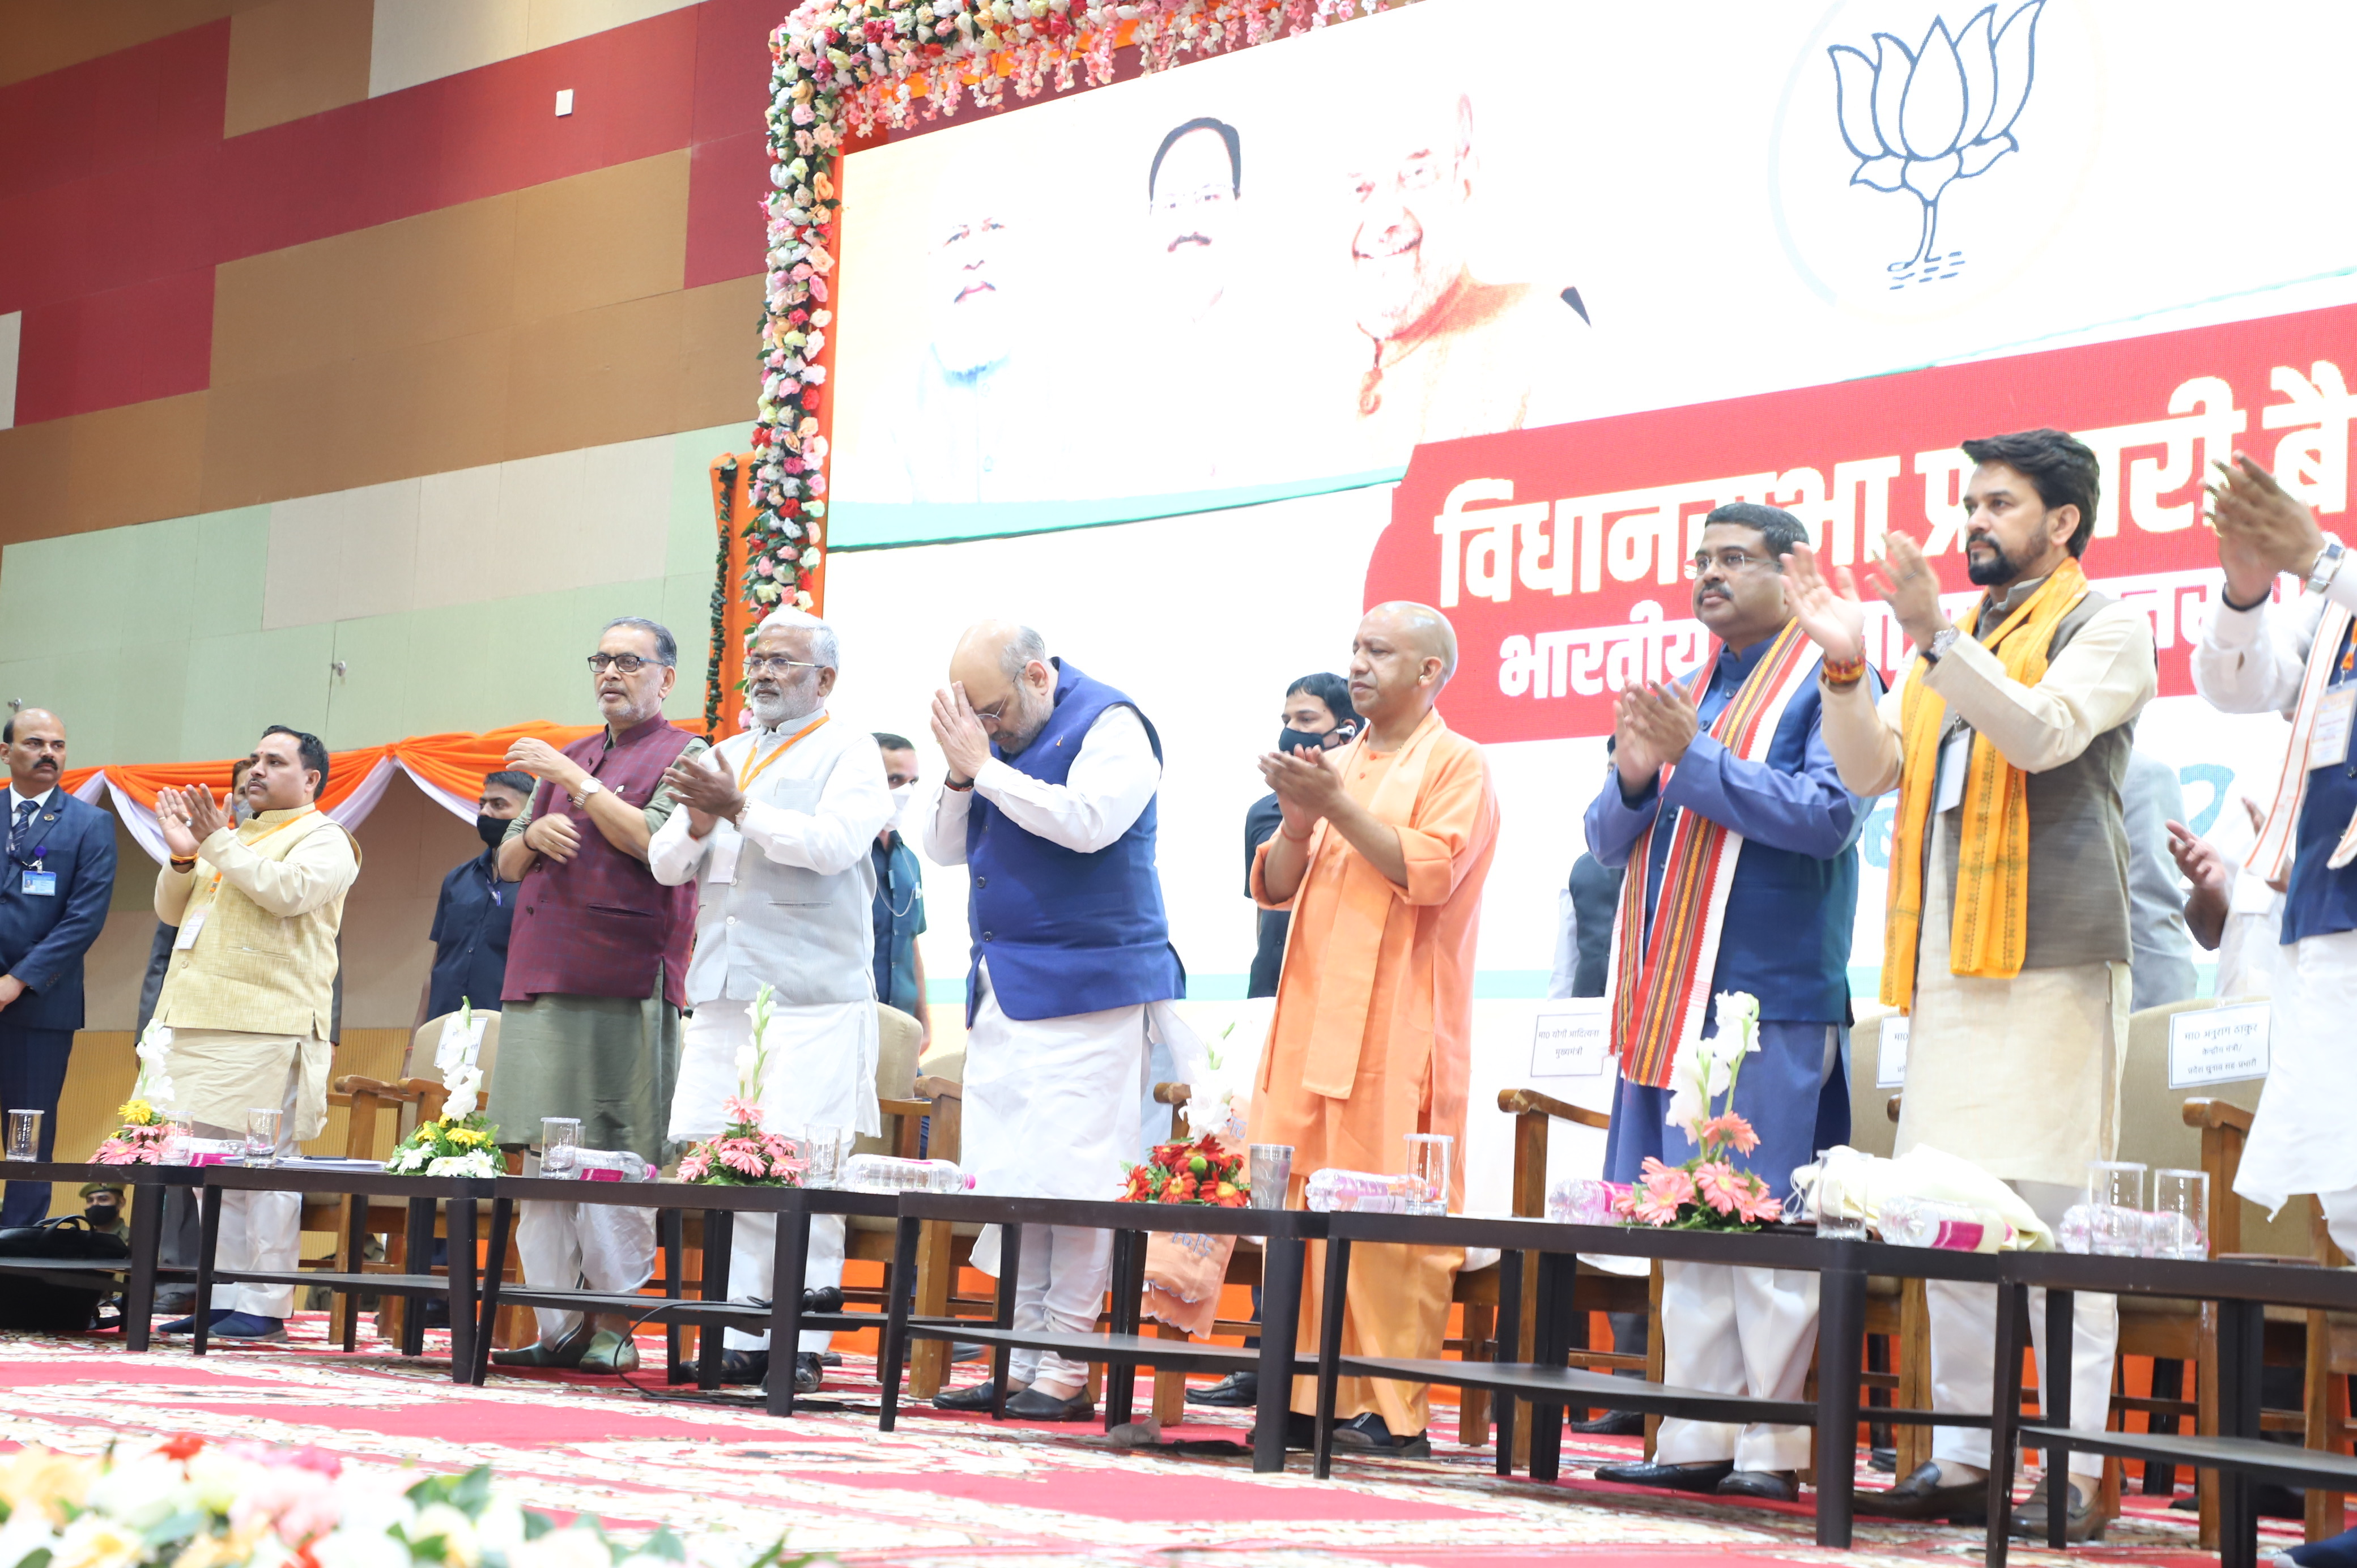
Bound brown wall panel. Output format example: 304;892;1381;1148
0;416;75;541
69;394;210;532
326;327;514;493
675;272;764;434
0;0;256;87
510;148;687;323
504;289;683;459
197;369;341;511
222;0;373;138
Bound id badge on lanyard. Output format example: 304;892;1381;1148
2312;684;2355;771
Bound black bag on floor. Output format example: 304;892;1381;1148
0;1217;131;1332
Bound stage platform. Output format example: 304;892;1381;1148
0;1315;2286;1566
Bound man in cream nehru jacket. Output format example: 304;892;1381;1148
652;608;893;1399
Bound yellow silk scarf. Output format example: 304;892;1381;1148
1883;556;2090;1011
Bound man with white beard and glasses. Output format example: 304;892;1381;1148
650;610;894;1397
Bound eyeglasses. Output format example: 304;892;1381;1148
586;653;658;674
1684;548;1782;578
969;693;1016;728
744;654;825;676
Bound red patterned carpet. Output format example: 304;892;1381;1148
0;1315;2295;1566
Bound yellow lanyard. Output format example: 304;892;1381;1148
735;715;829;793
208;806;316;892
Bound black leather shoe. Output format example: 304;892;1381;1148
669;1348;768;1386
803;1285;843;1312
1717;1469;1799;1502
1328;1413;1432;1458
1568;1411;1644;1437
1594;1459;1735;1493
1186;1371;1258;1407
792;1351;823;1395
2009;1476;2102;1543
1854;1461;1989;1520
1257;1410;1316;1450
934;1379;1019;1411
1003;1386;1095;1421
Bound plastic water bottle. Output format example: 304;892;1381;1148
1878;1194;2006;1252
843;1155;974;1194
1303;1169;1424;1213
1546;1177;1630;1225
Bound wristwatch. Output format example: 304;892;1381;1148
2305;538;2346;595
569;777;604;806
1924;627;1960;664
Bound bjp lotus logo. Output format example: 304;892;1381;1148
1830;1;2045;283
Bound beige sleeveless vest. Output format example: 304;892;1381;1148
158;807;359;1039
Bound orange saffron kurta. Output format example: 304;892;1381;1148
1249;709;1500;1431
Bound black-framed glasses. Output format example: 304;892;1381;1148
587;653;655;674
744;654;825;676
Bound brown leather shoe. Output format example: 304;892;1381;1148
2009;1476;2103;1543
1853;1461;1988;1520
1716;1469;1799;1502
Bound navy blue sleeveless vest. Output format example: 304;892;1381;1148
964;659;1186;1022
2286;616;2357;943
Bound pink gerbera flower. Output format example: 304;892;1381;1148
1734;1179;1784;1225
722;1097;764;1128
1632;1187;1687;1225
720;1144;768;1177
1694;1161;1745;1215
1697;1113;1761;1156
678;1151;712;1182
1638;1157;1697;1209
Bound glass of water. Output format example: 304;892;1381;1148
1403;1132;1453;1216
244;1107;282;1167
540;1117;582;1177
1815;1148;1868;1239
2088;1160;2148;1256
802;1126;852;1188
5;1109;41;1162
2149;1168;2210;1260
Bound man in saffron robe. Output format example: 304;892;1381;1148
1249;601;1500;1456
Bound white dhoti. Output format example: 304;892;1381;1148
963;964;1187;1400
670;996;877;1353
515;1179;658;1345
1900;847;2123;1477
1654;1262;1819;1473
194;1056;304;1319
2233;927;2357;1219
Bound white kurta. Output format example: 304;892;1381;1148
2192;574;2357;1213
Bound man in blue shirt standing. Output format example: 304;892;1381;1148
1584;504;1875;1504
870;734;929;1040
0;707;116;1226
415;770;532;1025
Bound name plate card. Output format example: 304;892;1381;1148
2169;1003;2271;1088
1530;1000;1609;1079
1875;1018;1910;1088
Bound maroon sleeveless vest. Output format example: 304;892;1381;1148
501;715;699;1008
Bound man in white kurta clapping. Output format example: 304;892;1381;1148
650;608;894;1399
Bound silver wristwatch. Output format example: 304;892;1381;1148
1925;627;1960;664
2305;538;2346;595
569;777;604;806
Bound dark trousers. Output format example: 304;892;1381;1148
0;1025;74;1227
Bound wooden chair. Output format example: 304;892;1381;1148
1845;1008;1934;1477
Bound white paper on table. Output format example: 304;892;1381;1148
436;1014;490;1072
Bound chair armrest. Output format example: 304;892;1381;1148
878;1098;932;1120
2183;1098;2255;1133
1886;1093;1901;1123
913;1075;962;1102
1153;1081;1190;1106
333;1075;422;1102
1496;1086;1610;1131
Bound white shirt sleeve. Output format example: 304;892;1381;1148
738;729;894;876
2192;590;2325;718
920;777;973;866
646;748;722;887
1918;598;2158;774
968;704;1160;854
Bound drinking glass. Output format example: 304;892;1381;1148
1248;1144;1294;1209
540;1117;582;1177
1403;1132;1453;1216
803;1126;852;1188
2088;1160;2148;1256
244;1107;282;1167
1815;1147;1867;1239
4;1109;40;1162
2150;1168;2210;1260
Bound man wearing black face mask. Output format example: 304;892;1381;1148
78;1181;128;1241
414;771;533;1026
1244;674;1360;1000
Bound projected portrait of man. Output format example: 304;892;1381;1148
1341;91;1587;448
1149;116;1242;329
1140;115;1258;487
899;195;1046;504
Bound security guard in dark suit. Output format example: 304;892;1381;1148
0;708;117;1226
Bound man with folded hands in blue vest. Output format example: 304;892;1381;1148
921;620;1195;1422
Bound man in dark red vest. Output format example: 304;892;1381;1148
485;616;705;1375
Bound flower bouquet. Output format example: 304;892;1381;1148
1614;991;1784;1231
1119;1134;1249;1208
385;1002;500;1178
95;1025;183;1164
678;987;807;1187
0;1434;830;1568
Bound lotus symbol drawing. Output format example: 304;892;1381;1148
1830;1;2045;280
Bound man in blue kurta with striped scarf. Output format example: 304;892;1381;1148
1584;503;1877;1503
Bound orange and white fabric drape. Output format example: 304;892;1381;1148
61;722;599;865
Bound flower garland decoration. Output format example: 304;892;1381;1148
678;986;809;1186
1615;990;1784;1231
385;1000;501;1178
0;1435;831;1568
1119;1134;1249;1207
737;0;1429;632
